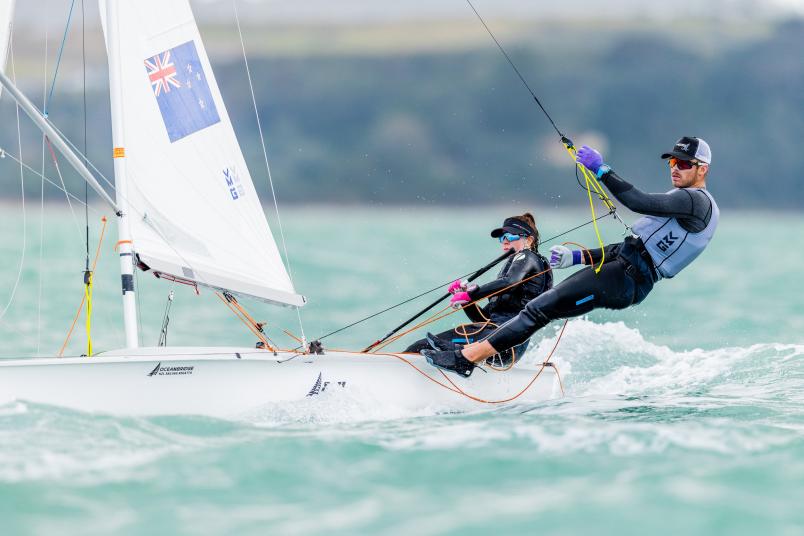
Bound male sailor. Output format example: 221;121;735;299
422;136;719;376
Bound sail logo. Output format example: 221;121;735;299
147;362;195;377
223;167;245;200
145;41;221;143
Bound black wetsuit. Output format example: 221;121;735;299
405;249;552;363
487;171;717;353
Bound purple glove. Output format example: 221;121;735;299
447;279;463;294
450;291;471;308
549;245;583;269
576;145;604;174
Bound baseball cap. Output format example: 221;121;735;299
661;136;711;164
490;217;535;238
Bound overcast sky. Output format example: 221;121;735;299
10;0;804;29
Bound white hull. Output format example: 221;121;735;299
0;347;559;417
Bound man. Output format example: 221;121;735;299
422;136;719;377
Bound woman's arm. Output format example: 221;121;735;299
468;251;544;301
462;303;488;323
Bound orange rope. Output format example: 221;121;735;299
215;292;275;351
59;217;109;357
326;319;568;404
282;329;304;344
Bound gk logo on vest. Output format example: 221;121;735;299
656;231;679;252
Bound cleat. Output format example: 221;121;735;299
421;349;475;377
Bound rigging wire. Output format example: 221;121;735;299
37;31;48;355
0;149;99;211
465;0;565;140
44;0;76;116
233;0;307;346
41;0;82;240
158;289;175;347
0;37;27;324
465;0;629;270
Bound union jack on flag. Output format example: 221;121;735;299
144;41;220;143
145;50;181;96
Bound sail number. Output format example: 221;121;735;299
223;167;245;200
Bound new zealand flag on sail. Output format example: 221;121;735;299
145;41;220;143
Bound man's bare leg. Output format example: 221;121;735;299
460;340;498;363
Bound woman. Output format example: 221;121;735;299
404;213;552;366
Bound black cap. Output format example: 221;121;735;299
490;217;535;238
660;136;712;164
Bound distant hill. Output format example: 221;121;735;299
0;17;802;209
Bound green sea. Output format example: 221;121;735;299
1;204;802;535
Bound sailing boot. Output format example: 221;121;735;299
426;332;456;352
421;349;475;377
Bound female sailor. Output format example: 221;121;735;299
405;213;552;366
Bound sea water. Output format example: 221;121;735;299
0;205;802;535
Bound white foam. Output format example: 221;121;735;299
240;383;447;427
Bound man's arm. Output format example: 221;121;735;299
600;170;712;232
581;243;622;265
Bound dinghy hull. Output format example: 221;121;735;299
0;347;559;417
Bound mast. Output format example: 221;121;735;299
105;0;138;348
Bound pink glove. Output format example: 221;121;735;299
450;291;471;308
447;279;463;294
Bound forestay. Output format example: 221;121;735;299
99;0;304;307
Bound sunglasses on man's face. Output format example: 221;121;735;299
668;157;702;170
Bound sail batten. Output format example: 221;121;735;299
99;0;304;307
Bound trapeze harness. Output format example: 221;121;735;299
405;248;552;363
487;170;719;352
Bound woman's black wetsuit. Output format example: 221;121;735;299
405;249;552;363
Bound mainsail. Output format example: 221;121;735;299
99;0;304;307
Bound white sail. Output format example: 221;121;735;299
0;0;14;97
99;0;304;307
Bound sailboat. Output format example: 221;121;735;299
0;0;560;417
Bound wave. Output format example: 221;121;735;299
520;318;804;399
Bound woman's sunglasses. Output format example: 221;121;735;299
498;233;522;243
668;157;702;171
